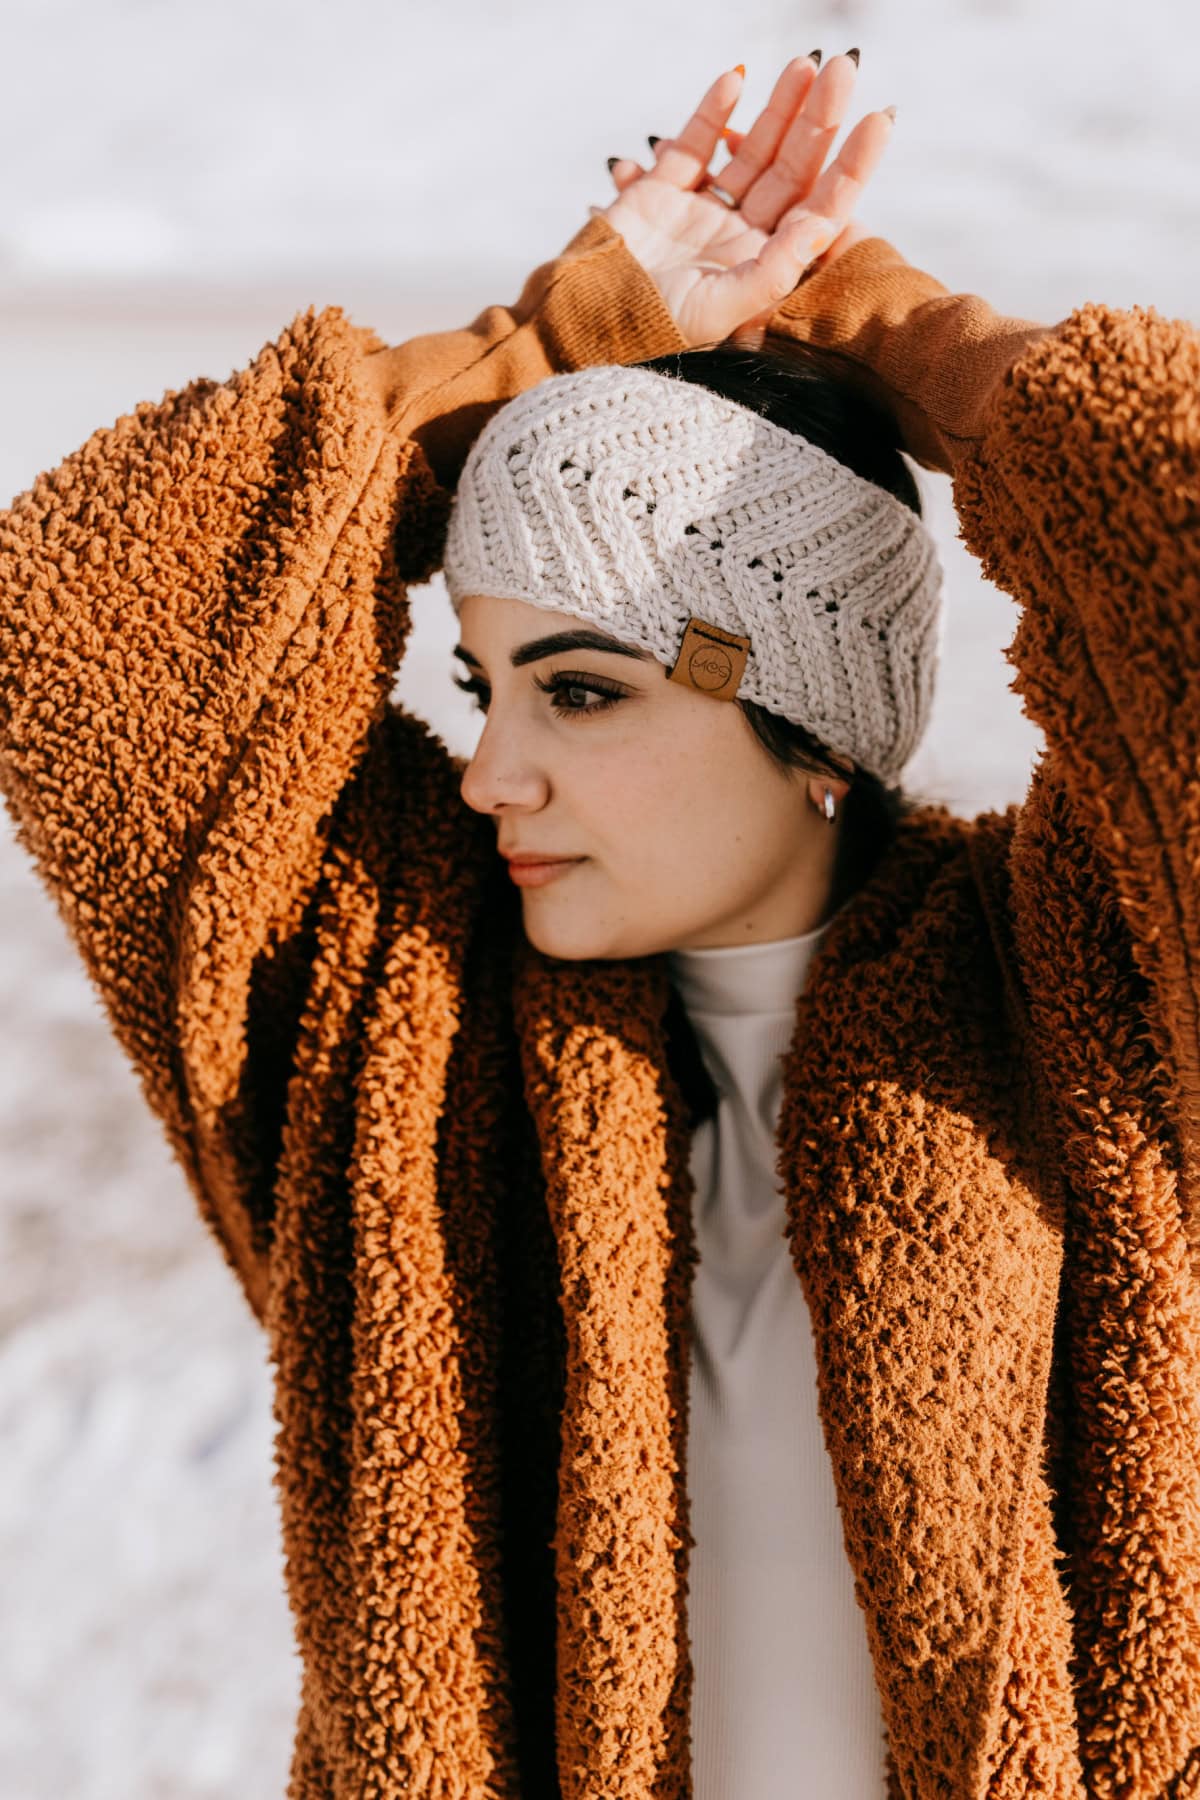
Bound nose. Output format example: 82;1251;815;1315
459;715;550;817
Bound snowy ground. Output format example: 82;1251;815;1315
1;1;1197;1795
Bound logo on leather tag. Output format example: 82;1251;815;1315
668;617;750;701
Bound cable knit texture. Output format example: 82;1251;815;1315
442;364;944;783
2;218;1199;1799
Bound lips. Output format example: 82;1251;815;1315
503;849;582;864
501;851;586;889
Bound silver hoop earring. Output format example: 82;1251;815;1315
822;788;837;823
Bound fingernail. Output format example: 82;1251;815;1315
882;104;897;123
733;63;746;78
720;127;736;143
808;49;822;68
648;136;661;150
846;47;861;65
607;157;620;173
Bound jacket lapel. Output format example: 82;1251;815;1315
775;811;1078;1797
514;944;697;1800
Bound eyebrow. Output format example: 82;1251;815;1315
454;628;652;672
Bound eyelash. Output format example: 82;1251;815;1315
452;670;627;719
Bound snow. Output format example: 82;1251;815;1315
1;0;1197;1792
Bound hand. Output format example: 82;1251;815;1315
602;54;894;349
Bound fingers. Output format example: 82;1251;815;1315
737;51;864;233
660;128;745;200
778;109;895;237
706;56;820;207
651;66;746;192
696;127;743;198
609;156;645;193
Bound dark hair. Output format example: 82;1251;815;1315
632;339;928;908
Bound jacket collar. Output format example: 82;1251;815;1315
514;807;1068;1798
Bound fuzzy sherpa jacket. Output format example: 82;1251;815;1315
1;214;1198;1800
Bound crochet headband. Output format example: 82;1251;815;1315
442;363;944;785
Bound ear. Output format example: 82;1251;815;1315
806;771;853;817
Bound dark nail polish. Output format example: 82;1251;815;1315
846;47;861;65
607;156;619;173
808;49;822;68
648;135;661;150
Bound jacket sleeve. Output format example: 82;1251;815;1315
0;214;686;1316
766;239;1200;1240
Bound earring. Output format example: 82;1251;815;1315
822;787;837;823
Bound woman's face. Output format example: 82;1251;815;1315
455;594;847;961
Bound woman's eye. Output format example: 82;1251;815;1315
452;672;489;712
452;668;626;719
558;683;602;711
538;672;626;717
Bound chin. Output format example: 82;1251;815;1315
521;912;609;962
520;898;661;964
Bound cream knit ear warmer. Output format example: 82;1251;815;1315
442;363;944;785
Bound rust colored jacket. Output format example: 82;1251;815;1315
2;215;1199;1799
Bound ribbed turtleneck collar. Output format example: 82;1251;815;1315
666;917;836;1142
667;918;833;1023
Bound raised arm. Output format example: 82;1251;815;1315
0;53;889;1315
385;56;896;487
764;234;1054;474
359;212;684;488
767;237;1200;1241
0;224;686;1314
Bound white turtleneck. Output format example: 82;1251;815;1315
667;925;889;1798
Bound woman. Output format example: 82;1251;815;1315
445;337;940;1800
2;47;1198;1800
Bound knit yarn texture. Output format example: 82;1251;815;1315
443;363;945;784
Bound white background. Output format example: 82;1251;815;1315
2;1;1198;1794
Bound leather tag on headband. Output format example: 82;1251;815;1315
667;617;750;701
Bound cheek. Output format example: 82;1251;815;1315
519;702;805;957
572;737;692;864
573;708;774;883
